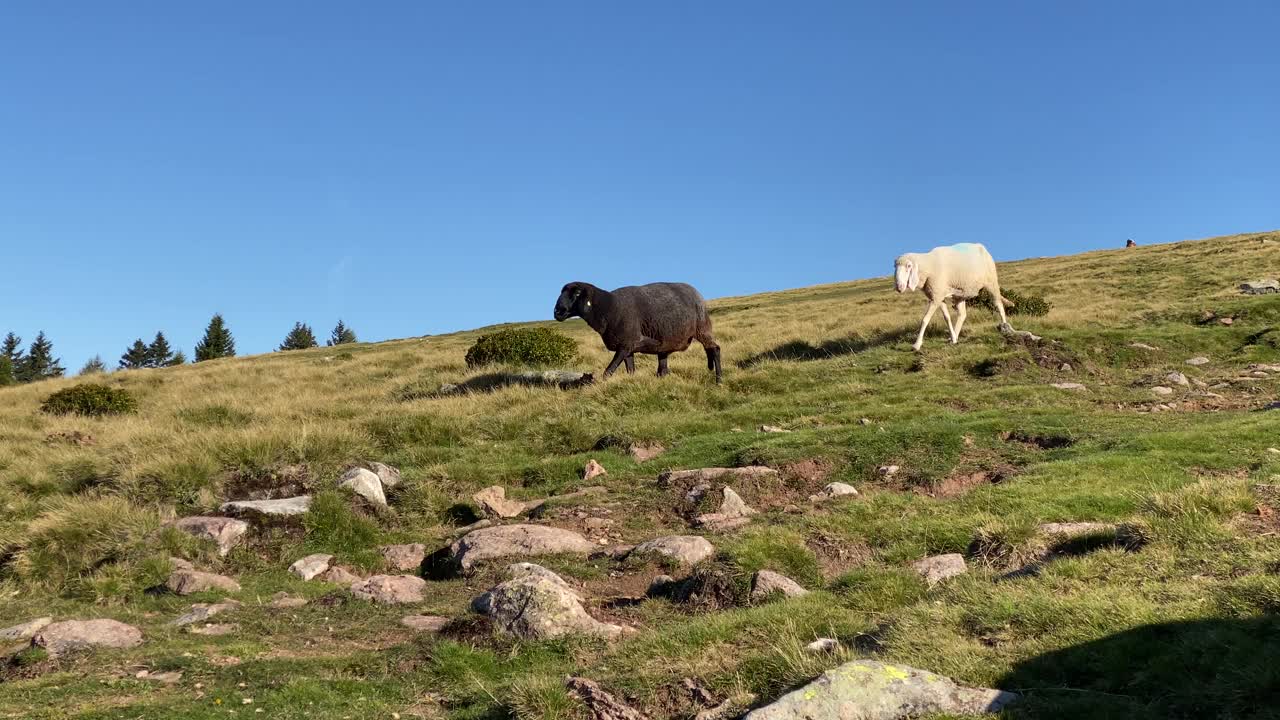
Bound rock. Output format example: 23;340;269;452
750;570;809;601
659;467;779;485
1186;356;1210;366
911;554;968;585
742;659;1018;720
1166;372;1190;386
289;553;333;580
340;467;387;506
566;676;649;720
173;516;249;557
1219;317;1234;326
350;575;427;604
170;557;195;572
1152;386;1174;396
34;620;143;657
1000;326;1042;343
877;465;900;478
629;443;666;462
171;600;240;627
380;543;427;571
584;517;613;532
319;566;361;584
166;570;241;595
453;518;495;536
473;485;536;519
368;461;402;488
1038;522;1117;537
401;615;450;633
0;617;53;642
268;593;308;609
450;524;597;572
187;623;238;636
647;574;677;597
583;459;608;481
1129;342;1159;351
220;495;312;517
630;535;716;566
810;482;859;502
760;425;791;433
859;418;873;425
1051;382;1086;391
1249;363;1280;372
136;670;183;684
806;638;840;654
472;564;626;640
696;487;758;531
1240;279;1280;295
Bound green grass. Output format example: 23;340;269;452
1;230;1279;718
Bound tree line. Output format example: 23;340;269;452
0;316;358;385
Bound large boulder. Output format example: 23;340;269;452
350;575;427;605
450;524;597;572
34;620;143;657
380;543;427;571
472;564;627;640
0;617;53;642
166;570;241;595
221;495;312;517
173;516;249;557
340;468;387;506
630;535;716;566
743;660;1018;720
368;461;402;489
289;553;334;581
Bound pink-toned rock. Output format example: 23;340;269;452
582;459;608;481
401;615;450;633
350;575;427;605
380;543;427;571
629;443;666;462
319;566;362;585
166;570;241;596
473;486;536;518
173;516;249;557
34;620;142;657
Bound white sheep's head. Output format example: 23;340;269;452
894;254;921;293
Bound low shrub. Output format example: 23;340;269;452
464;328;577;368
41;383;138;417
975;288;1052;317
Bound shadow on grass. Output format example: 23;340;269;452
399;370;595;400
736;326;916;368
998;616;1280;719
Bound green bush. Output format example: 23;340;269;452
40;383;138;416
464;327;577;368
975;288;1052;317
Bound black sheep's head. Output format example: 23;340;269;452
554;282;592;321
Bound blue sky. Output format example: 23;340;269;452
3;2;1278;371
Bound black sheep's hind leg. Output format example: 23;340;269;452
656;353;670;377
604;351;627;378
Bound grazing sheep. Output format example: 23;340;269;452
553;281;722;383
894;243;1013;351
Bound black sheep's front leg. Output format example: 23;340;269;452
656;352;670;377
603;350;628;377
623;354;636;373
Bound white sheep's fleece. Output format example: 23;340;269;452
894;242;1012;350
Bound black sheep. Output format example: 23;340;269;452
553;281;722;383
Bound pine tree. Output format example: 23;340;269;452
120;339;150;369
194;314;236;362
279;322;318;351
169;350;187;366
0;355;13;386
80;356;108;375
2;332;23;369
327;319;357;346
18;331;64;382
146;331;175;368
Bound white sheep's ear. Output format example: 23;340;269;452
907;261;920;291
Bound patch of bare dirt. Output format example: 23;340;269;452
806;532;873;579
920;463;1017;498
1001;431;1074;450
222;463;311;501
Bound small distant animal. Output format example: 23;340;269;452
553;281;722;383
1126;239;1137;248
894;243;1013;351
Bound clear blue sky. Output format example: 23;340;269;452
3;2;1278;371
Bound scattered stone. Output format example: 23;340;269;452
810;482;859;502
1240;279;1280;295
566;676;649;720
400;615;450;633
0;617;53;642
220;495;313;517
583;459;608;481
806;638;840;654
368;461;402;488
450;524;597;572
1219;317;1234;326
877;465;900;478
453;518;495;536
647;574;677;597
629;535;716;566
289;553;333;581
696;487;758;531
911;554;968;585
34;620;143;657
318;566;362;585
268;593;308;609
166;570;241;596
1152;386;1174;396
659;467;779;485
1186;357;1210;366
749;570;809;601
759;425;791;433
340;467;387;506
380;543;427;571
1249;363;1280;372
187;623;238;636
1166;372;1190;386
136;670;183;684
1051;382;1086;391
1059;363;1073;373
171;600;240;627
473;564;626;640
173;516;249;557
859;418;873;425
742;659;1019;720
584;517;613;532
1000;326;1042;343
473;485;536;519
1129;342;1159;351
1038;521;1117;537
350;575;427;605
629;442;666;463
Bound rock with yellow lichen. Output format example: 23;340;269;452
742;659;1018;720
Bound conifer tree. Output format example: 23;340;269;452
0;355;13;386
169;350;187;366
18;331;64;381
146;331;175;368
194;314;236;362
2;332;23;369
279;322;318;351
120;339;150;369
327;320;357;346
80;356;108;375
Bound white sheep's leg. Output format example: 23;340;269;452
988;285;1010;329
940;303;957;344
953;300;968;341
913;301;941;351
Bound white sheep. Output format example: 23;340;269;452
893;243;1013;351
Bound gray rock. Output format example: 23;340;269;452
220;495;312;517
630;535;716;566
450;524;597;572
166;570;241;595
877;465;900;477
401;615;450;633
319;566;362;585
187;623;237;636
34;620;143;657
473;485;535;519
1240;279;1280;294
1152;386;1174;396
697;487;758;531
1051;382;1086;391
659;466;779;485
350;575;427;604
806;638;839;654
380;543;427;571
171;600;240;627
472;564;626;640
173;516;249;557
582;459;608;481
750;570;809;601
340;467;387;506
289;553;333;581
629;442;666;462
911;554;968;585
1185;356;1210;366
0;617;53;642
268;593;308;609
743;659;1018;720
647;574;677;597
760;425;792;433
810;482;858;502
1166;372;1190;386
368;461;402;488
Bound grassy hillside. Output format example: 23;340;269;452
2;230;1279;719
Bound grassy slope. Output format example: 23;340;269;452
1;230;1279;719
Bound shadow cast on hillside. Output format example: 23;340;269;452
400;370;595;400
996;616;1280;718
736;326;916;368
